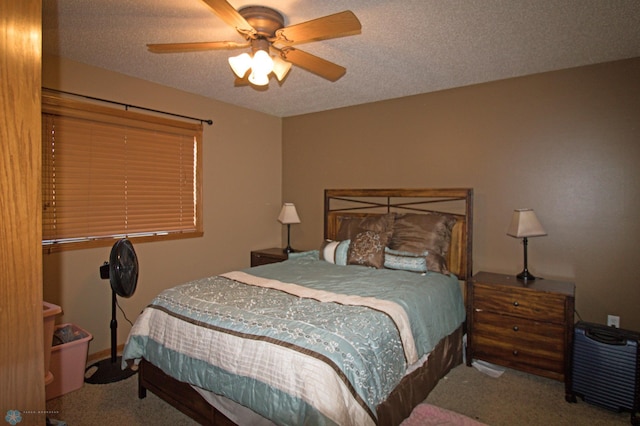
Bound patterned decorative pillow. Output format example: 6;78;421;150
319;239;350;265
384;248;429;273
388;212;457;274
347;231;387;269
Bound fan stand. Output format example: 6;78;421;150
84;290;136;384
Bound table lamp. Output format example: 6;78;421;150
278;203;301;254
507;209;547;281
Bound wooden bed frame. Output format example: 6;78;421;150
137;188;474;426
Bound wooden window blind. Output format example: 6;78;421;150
41;92;203;251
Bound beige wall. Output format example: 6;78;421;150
42;55;283;354
42;55;640;354
282;58;640;332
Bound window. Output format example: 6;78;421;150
41;91;203;252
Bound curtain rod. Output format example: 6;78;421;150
43;87;213;126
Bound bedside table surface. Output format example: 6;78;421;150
473;271;575;296
252;247;288;258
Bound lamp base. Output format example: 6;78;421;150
283;224;296;255
516;269;537;281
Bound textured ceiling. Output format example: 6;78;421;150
43;0;640;117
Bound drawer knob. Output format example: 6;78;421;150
513;325;519;332
513;301;519;307
512;350;519;356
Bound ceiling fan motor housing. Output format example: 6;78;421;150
239;6;285;38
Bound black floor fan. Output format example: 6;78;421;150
85;238;139;384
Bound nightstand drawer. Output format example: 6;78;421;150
251;253;279;266
473;283;566;323
473;310;565;353
250;248;288;267
473;334;565;377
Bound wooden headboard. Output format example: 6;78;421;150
324;188;473;281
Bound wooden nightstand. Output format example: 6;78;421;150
250;248;288;267
466;271;575;393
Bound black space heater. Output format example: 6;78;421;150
568;321;639;425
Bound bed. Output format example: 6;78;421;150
122;188;473;426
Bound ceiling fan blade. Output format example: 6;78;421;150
274;11;361;45
147;41;249;53
278;47;346;82
201;0;255;35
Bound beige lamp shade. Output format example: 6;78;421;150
248;71;270;86
507;209;547;238
228;53;252;78
278;203;300;225
272;55;292;82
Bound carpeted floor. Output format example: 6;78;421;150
426;364;631;425
46;363;632;425
46;369;199;425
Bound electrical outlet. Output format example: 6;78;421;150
607;315;620;328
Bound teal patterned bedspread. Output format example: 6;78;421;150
255;251;465;358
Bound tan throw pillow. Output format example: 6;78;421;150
336;214;394;241
388;213;457;274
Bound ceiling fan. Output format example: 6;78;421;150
147;0;362;87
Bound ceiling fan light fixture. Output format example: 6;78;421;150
228;52;252;78
248;70;270;86
272;55;292;82
251;49;274;75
